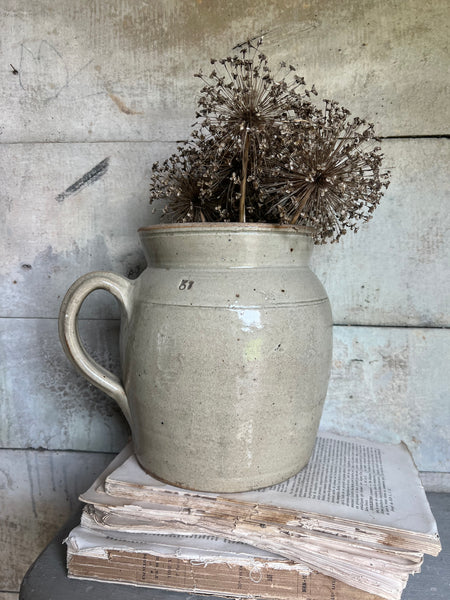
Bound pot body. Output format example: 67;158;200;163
59;224;332;492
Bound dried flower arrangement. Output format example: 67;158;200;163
149;38;390;243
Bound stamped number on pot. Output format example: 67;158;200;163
179;279;195;290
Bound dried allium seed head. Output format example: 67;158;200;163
149;41;390;241
264;101;390;243
192;39;314;220
149;142;223;223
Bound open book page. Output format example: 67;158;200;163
103;433;439;538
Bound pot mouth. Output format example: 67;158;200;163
138;221;314;267
138;222;315;235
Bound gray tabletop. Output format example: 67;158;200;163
20;492;449;600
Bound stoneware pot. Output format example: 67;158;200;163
59;223;333;492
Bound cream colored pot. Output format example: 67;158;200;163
59;223;332;492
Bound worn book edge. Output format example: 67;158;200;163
81;433;441;554
66;527;384;600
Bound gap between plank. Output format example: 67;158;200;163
0;135;448;146
0;315;448;329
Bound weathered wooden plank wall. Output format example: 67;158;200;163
0;450;113;593
1;0;448;594
1;0;447;141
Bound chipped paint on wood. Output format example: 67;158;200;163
0;449;113;591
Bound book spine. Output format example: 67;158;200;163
68;550;384;600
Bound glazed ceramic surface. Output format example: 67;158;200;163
59;224;333;492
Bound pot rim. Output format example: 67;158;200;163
138;222;315;235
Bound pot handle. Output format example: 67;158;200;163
58;271;132;425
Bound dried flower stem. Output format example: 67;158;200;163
240;131;250;222
290;186;314;224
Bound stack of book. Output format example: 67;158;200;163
65;432;441;600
